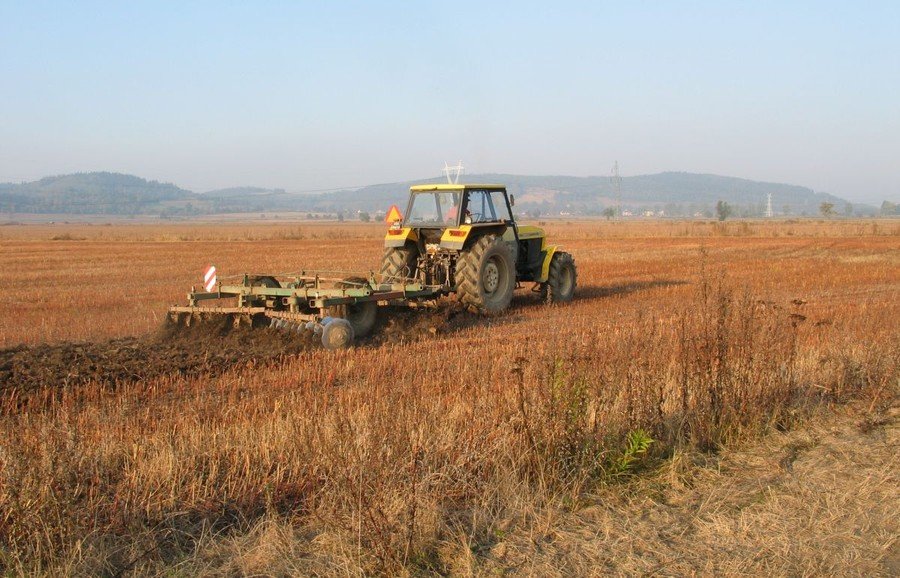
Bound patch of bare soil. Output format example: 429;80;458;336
480;400;899;577
0;318;315;401
367;301;477;345
0;303;478;402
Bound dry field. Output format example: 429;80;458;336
0;219;898;576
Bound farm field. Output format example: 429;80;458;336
1;219;898;576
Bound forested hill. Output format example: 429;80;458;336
0;171;865;217
0;172;195;215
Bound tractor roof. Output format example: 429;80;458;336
409;183;506;192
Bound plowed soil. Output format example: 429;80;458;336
0;304;475;403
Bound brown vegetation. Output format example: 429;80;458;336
0;220;897;575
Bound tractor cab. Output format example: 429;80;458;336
404;186;510;228
395;185;515;246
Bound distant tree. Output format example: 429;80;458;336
358;211;371;222
782;204;792;216
337;211;344;222
602;207;616;220
715;200;732;222
843;203;853;217
880;201;898;216
819;202;835;217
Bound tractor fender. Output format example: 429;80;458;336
536;245;559;283
384;227;418;248
440;223;507;251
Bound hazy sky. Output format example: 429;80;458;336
1;1;897;202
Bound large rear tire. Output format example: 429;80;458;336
542;251;577;303
455;234;516;314
326;277;378;338
379;245;418;281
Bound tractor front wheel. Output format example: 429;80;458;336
542;251;577;303
455;234;516;314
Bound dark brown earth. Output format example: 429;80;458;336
0;303;478;405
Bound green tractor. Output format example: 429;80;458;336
381;183;576;313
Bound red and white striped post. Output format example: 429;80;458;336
203;265;217;292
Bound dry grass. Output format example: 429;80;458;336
0;219;896;347
0;219;897;576
476;401;899;576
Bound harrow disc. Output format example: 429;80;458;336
167;310;263;332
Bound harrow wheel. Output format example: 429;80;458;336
250;276;280;288
326;277;378;338
249;276;283;310
321;318;354;350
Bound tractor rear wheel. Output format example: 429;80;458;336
455;234;515;314
326;277;378;338
379;245;418;281
542;251;577;303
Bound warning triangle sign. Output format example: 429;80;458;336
385;205;403;223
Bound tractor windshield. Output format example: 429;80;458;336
405;191;462;226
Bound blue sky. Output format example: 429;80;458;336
1;1;897;202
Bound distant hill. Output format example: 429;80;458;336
313;172;857;217
0;171;868;218
201;186;298;214
204;186;287;198
0;172;196;216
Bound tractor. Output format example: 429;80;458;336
380;184;576;313
168;183;576;349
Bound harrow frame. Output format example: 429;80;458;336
168;271;445;348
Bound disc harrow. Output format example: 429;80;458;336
168;271;444;349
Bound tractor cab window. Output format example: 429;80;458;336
463;190;498;224
406;191;461;226
490;191;513;222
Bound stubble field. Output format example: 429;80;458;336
0;219;898;576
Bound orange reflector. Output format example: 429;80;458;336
385;205;403;223
448;229;466;237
